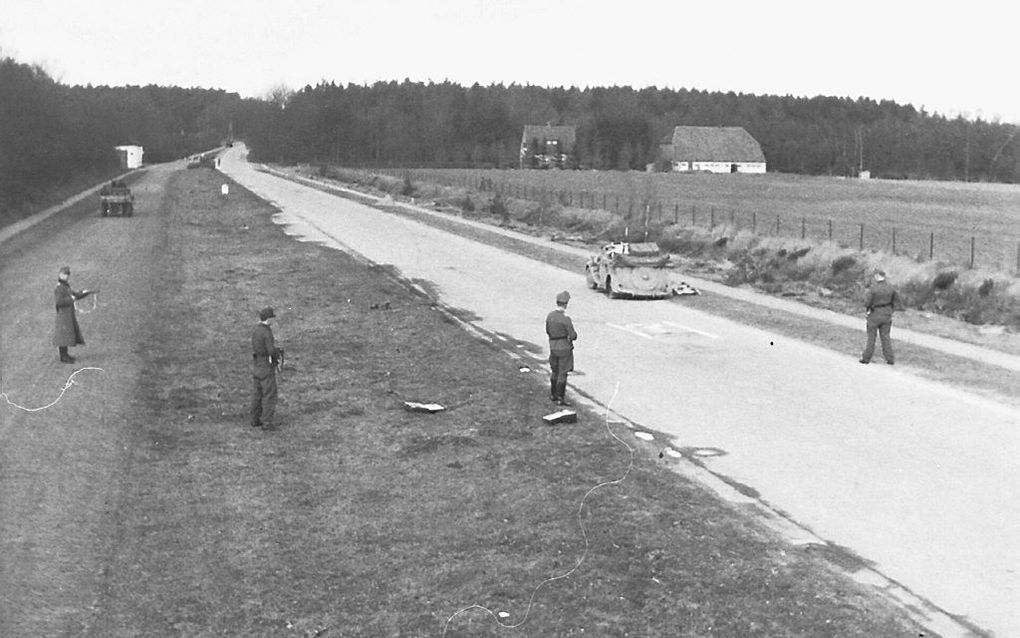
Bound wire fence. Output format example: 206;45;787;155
381;169;1020;275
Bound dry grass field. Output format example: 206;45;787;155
395;169;1020;273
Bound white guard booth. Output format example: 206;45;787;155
115;145;144;169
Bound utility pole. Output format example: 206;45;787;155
964;125;971;182
856;126;864;175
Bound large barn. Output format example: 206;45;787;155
520;124;576;169
659;126;766;174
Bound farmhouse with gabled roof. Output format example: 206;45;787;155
520;124;576;169
659;126;766;174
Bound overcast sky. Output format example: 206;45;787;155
2;0;1016;123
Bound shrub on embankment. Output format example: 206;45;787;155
310;164;1020;328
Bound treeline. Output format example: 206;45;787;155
245;80;1020;183
4;52;1018;226
0;55;251;221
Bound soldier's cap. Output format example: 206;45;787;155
59;265;71;274
555;290;570;305
258;306;276;320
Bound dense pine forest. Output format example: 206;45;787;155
0;56;253;221
3;53;1018;225
246;81;1019;184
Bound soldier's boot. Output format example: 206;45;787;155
554;380;570;406
59;346;75;363
550;378;558;402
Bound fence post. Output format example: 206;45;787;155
930;232;934;260
775;215;780;235
674;202;679;223
801;217;806;240
710;208;715;228
859;224;865;250
970;237;975;268
730;210;735;227
752;211;757;233
828;219;833;241
1016;242;1020;274
691;204;696;226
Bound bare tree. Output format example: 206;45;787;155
265;84;294;109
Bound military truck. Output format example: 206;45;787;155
99;180;133;216
585;241;673;299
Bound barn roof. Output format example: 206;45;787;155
521;124;576;145
661;126;765;162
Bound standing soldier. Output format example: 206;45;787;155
251;306;283;429
860;270;901;365
546;291;578;406
53;265;96;363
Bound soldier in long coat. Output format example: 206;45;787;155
53;265;95;363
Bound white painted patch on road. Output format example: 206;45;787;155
606;322;653;339
661;320;719;339
606;320;719;341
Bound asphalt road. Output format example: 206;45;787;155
222;146;1019;638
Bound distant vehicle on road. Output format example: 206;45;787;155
585;241;673;299
99;180;133;217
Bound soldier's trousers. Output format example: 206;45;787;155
862;315;894;363
251;371;278;427
549;350;574;400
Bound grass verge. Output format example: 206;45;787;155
92;167;932;637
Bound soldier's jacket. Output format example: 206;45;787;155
545;309;577;352
252;323;280;377
865;281;902;318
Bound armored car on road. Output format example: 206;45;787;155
99;180;133;216
585;241;673;299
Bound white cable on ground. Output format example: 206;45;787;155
1;367;104;412
441;382;632;636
